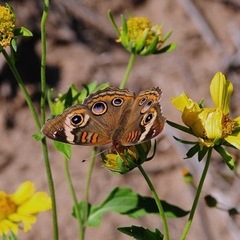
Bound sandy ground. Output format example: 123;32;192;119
0;0;240;239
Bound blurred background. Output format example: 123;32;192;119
0;0;240;239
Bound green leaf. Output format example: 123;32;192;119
198;146;208;161
32;133;44;141
214;146;235;170
14;27;33;37
173;136;197;145
155;42;177;54
166;120;192;135
9;231;18;240
86;187;188;227
2;232;19;240
54;141;72;159
118;226;163;240
47;82;110;117
72;201;90;222
125;196;189;219
10;39;17;53
162;30;173;42
87;188;138;226
185;144;200;159
108;9;120;37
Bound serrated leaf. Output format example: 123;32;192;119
54;141;72;159
86;187;189;227
118;226;163;240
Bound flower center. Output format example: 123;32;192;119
222;115;235;137
126;17;162;49
0;5;15;48
0;192;17;220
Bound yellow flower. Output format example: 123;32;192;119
122;17;163;54
171;72;240;149
102;141;153;174
0;4;15;48
0;181;51;236
108;10;175;56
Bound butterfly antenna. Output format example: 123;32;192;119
81;147;110;162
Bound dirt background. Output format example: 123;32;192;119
0;0;240;239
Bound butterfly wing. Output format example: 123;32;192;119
118;87;165;146
42;104;112;145
42;87;135;146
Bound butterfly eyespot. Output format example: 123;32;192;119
92;101;107;115
141;111;156;125
141;100;153;113
112;97;123;106
71;114;84;125
139;97;147;106
145;113;153;123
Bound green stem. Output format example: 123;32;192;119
2;49;41;130
138;165;170;240
63;157;83;240
82;147;98;237
180;148;212;240
41;140;58;240
40;0;48;125
119;53;136;89
40;0;59;239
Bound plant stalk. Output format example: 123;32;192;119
138;165;170;240
180;148;212;239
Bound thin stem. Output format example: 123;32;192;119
41;139;58;240
40;0;59;239
180;148;212;240
138;165;170;240
40;0;48;125
63;157;83;240
82;147;98;237
119;53;136;89
2;49;41;130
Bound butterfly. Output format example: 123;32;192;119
42;87;165;149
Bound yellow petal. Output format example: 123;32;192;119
8;213;36;232
210;72;233;114
233;116;240;126
182;106;203;130
10;181;35;205
0;219;18;235
171;93;194;112
200;108;223;139
17;192;51;215
225;133;240;149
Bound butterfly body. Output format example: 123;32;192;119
42;87;165;148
